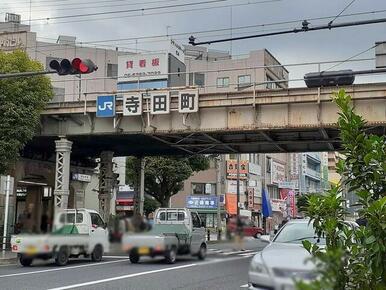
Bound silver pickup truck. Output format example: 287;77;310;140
11;209;109;266
121;208;207;264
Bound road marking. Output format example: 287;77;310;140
0;259;130;278
222;249;255;255
103;255;131;259
47;255;253;290
240;284;249;288
238;251;258;257
47;264;198;290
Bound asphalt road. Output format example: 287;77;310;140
0;238;268;290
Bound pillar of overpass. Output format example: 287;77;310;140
53;138;73;212
98;151;114;222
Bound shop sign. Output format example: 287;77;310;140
247;188;254;210
72;173;91;183
278;181;296;189
271;198;287;213
227;180;246;194
226;160;248;180
248;163;261;176
205;183;212;194
118;53;168;81
186;195;218;209
271;160;285;184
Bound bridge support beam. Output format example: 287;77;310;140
54;137;73;212
98;151;114;222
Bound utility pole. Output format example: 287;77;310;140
2;175;11;253
236;154;240;216
139;157;145;216
216;155;222;239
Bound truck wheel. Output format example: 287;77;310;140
254;233;262;239
197;244;207;260
19;255;33;267
129;252;140;264
165;247;177;264
91;245;103;262
55;246;69;266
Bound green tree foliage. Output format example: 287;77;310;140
298;90;386;290
144;196;160;217
126;156;210;207
0;50;53;174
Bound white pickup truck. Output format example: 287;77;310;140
11;209;109;266
122;208;207;264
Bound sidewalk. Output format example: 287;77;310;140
0;251;17;265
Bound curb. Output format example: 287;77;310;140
0;258;17;265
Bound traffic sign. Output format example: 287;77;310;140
96;95;115;117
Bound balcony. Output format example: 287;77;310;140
305;168;321;180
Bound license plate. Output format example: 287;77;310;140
26;246;38;255
138;247;150;255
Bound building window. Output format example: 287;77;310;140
266;75;278;89
192;183;216;195
266;157;271;173
238;75;251;86
107;63;118;78
189;73;205;87
216;77;230;88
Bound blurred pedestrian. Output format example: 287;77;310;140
235;216;245;251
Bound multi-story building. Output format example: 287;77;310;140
184;45;289;92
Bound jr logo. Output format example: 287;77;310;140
96;95;115;117
98;102;113;111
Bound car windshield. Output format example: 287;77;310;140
273;222;326;244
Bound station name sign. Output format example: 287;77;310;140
96;89;199;117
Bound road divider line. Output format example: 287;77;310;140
238;251;258;257
46;263;198;290
0;259;130;278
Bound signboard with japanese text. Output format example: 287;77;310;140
278;181;296;189
247;188;254;209
271;198;287;214
226;160;248;180
123;93;142;116
227;180;246;194
96;95;115;117
186;195;218;209
271;160;285;184
71;173;91;183
118;53;168;81
150;91;170;114
178;90;199;113
205;184;212;194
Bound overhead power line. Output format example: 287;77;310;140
0;0;182;12
189;17;386;45
13;0;282;25
27;0;229;21
328;0;357;26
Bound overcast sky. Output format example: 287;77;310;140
2;0;386;85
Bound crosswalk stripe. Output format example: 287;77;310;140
238;251;258;257
222;249;255;255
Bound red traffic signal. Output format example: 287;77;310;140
49;58;98;75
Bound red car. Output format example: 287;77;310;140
226;217;263;239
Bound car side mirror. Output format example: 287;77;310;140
103;222;108;229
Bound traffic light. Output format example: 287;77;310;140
304;70;355;88
49;58;98;75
